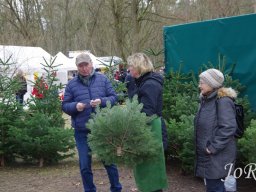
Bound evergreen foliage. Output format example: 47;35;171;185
238;119;256;164
27;58;65;127
167;115;195;172
0;57;24;166
163;61;256;173
101;58;127;103
87;97;160;167
8;113;75;166
163;70;198;122
6;58;75;167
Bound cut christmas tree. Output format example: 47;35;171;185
87;97;161;167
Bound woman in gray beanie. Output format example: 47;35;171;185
194;68;237;192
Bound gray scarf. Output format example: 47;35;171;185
78;69;95;86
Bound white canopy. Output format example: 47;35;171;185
54;52;68;65
0;45;52;73
52;52;76;71
68;51;108;69
0;46;118;73
53;51;109;71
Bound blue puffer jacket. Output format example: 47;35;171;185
62;72;117;131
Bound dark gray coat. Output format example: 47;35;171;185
194;87;237;179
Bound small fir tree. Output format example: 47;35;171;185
238;119;256;164
87;96;161;167
163;70;198;122
28;58;64;127
8;113;75;167
7;57;75;167
167;115;195;173
0;57;24;166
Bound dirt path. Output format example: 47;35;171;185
0;158;255;192
0;158;205;192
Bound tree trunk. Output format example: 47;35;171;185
39;157;44;167
0;155;5;167
254;0;256;13
110;0;126;59
131;0;140;53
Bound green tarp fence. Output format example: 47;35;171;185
164;13;256;111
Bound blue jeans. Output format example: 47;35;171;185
205;178;226;192
75;130;122;192
16;94;24;105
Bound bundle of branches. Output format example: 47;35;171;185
87;97;161;167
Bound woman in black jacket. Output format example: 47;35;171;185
194;68;237;192
127;53;168;192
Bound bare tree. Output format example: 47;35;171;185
253;0;256;12
0;0;45;45
41;0;88;54
0;0;255;61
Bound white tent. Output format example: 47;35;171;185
53;51;109;71
98;56;123;66
0;47;112;101
51;52;75;86
0;45;54;103
53;51;110;86
53;52;76;71
68;51;108;69
0;45;52;73
53;52;69;66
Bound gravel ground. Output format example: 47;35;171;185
1;157;256;192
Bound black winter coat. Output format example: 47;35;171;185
134;72;168;150
194;87;237;179
135;72;163;116
126;72;168;150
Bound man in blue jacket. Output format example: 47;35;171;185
62;52;122;192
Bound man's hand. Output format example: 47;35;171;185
90;99;101;107
76;102;86;111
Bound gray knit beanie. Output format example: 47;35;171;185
199;68;224;88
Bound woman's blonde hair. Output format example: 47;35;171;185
127;53;154;76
